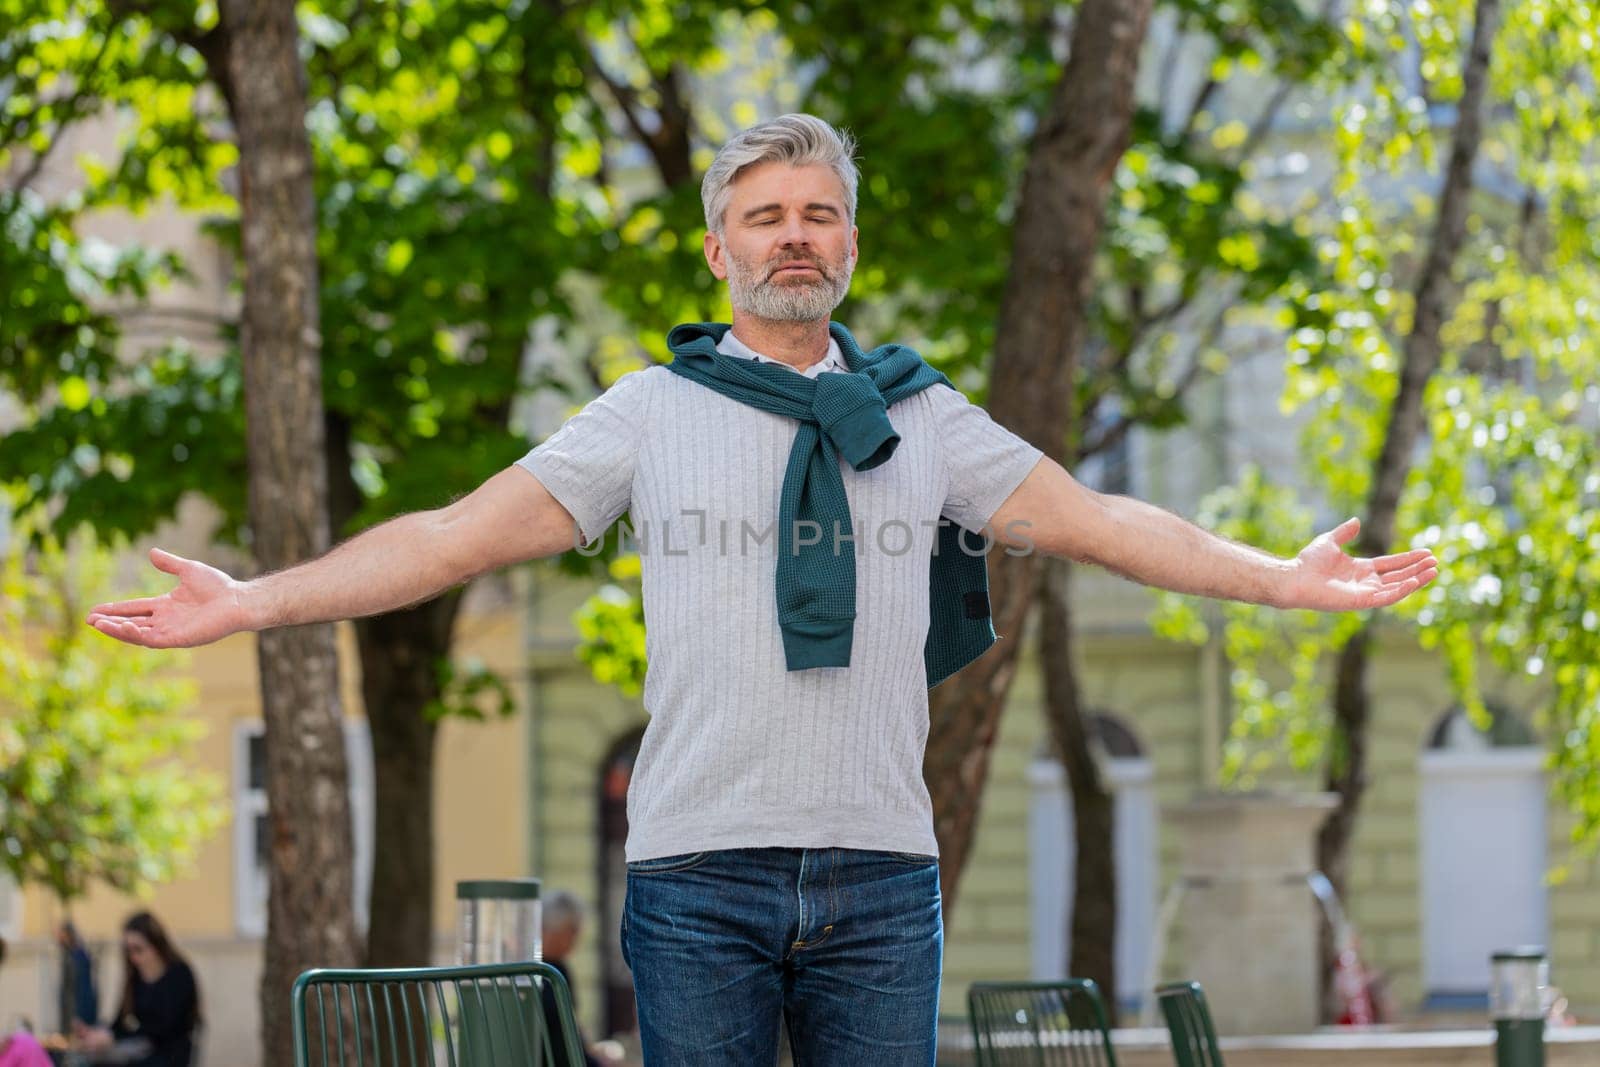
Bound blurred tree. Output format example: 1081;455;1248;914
0;512;225;908
925;1;1156;1017
216;0;364;1057
1;2;361;1056
570;0;1343;1010
1146;0;1600;1009
0;0;584;978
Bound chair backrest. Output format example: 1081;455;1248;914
967;979;1118;1066
291;960;586;1067
1156;981;1224;1067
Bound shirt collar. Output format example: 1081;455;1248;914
716;328;846;379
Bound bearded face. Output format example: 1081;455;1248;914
706;161;858;326
724;243;854;323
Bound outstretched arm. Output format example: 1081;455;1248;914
87;467;581;648
988;457;1438;611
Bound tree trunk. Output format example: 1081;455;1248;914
217;0;361;1060
322;416;464;969
356;598;462;966
924;0;1153;913
1316;0;1501;1012
1038;559;1118;1017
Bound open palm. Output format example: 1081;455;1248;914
85;548;247;649
1288;518;1438;612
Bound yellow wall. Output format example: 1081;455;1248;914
13;602;531;945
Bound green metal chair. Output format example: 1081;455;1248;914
291;960;586;1067
1156;981;1224;1067
967;979;1119;1066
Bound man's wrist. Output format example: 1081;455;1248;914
1266;556;1303;610
234;578;273;632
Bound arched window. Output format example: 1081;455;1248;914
1027;713;1158;1014
1418;704;1545;1007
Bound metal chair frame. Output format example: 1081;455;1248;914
1156;980;1225;1067
967;978;1119;1066
290;960;586;1067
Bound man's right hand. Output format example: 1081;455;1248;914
87;547;248;649
84;465;584;649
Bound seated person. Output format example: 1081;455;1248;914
540;891;612;1067
57;921;99;1032
76;913;199;1067
0;937;52;1067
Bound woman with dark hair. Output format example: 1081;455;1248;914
76;913;199;1067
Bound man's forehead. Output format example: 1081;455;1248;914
728;161;847;205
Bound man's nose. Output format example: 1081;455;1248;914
776;215;813;247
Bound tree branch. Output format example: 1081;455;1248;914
1359;0;1501;553
4;34;115;194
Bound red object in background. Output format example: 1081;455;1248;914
1334;944;1378;1026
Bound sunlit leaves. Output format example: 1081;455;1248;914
1150;0;1600;845
0;514;226;903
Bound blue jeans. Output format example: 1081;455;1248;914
621;847;943;1066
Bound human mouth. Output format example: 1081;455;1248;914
770;262;822;278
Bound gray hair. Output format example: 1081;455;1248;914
542;889;585;933
701;114;859;236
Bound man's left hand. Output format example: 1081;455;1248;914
1285;517;1439;611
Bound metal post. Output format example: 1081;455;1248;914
1491;947;1548;1067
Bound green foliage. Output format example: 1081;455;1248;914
574;557;649;699
1153;0;1600;842
0;512;225;904
569;0;1349;687
1151;467;1363;782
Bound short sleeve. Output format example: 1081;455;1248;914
516;368;653;546
931;384;1044;533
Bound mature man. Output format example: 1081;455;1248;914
88;115;1437;1065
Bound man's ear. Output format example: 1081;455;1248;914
704;230;728;280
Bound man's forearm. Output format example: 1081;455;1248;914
241;509;473;630
1076;493;1295;606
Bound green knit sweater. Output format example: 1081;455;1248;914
665;321;999;688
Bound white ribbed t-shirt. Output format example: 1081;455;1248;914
517;330;1043;860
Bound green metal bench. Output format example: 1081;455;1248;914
968;979;1119;1066
1156;981;1225;1067
291;960;586;1067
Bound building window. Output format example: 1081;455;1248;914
1027;712;1158;1015
233;720;374;938
1418;704;1545;1008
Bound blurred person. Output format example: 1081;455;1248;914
75;912;198;1067
56;921;98;1032
0;937;52;1067
540;890;619;1067
88;114;1439;1066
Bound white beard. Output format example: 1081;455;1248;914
725;247;853;323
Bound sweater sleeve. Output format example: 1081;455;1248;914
516;368;654;547
929;384;1044;534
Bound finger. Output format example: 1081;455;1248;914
1370;576;1421;607
1377;559;1435;585
1373;567;1437;606
1328;517;1361;547
86;598;160;619
149;547;188;576
1371;549;1435;574
89;615;154;645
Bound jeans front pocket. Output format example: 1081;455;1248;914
886;850;939;866
625;851;712;875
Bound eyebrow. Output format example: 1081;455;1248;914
740;202;843;222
